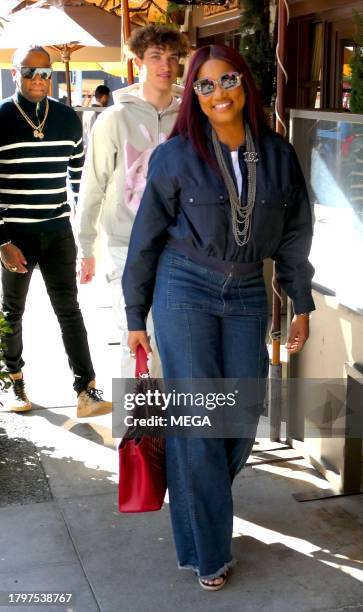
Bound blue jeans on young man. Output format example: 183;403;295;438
152;247;269;579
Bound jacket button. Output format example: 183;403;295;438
261;199;265;204
188;197;194;203
282;202;287;207
219;195;224;200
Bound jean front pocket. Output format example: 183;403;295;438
167;255;211;311
238;279;268;315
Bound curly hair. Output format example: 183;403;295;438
128;25;189;59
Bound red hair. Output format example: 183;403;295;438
169;44;268;164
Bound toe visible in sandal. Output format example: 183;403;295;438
198;572;228;591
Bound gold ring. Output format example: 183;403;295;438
10;266;17;271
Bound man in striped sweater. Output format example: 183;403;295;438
0;45;111;417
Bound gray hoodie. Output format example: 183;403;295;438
76;82;183;258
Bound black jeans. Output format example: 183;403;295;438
1;225;95;394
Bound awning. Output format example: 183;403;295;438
5;0;168;28
77;0;168;27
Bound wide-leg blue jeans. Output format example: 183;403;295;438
152;248;269;579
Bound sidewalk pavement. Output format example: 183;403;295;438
0;269;362;612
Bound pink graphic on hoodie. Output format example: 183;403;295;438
124;125;167;215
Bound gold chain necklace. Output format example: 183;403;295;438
12;97;49;140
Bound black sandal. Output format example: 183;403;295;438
198;572;228;591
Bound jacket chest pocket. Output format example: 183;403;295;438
258;188;291;212
253;188;291;247
179;191;229;239
180;192;227;207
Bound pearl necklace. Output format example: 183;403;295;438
12;97;49;140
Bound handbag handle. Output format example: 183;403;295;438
135;344;149;377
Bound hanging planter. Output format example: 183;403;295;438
239;0;276;108
166;2;186;25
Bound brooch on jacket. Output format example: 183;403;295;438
243;151;259;163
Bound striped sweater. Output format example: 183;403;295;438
0;92;84;244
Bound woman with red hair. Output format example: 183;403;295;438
123;44;314;590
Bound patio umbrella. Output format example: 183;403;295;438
4;0;172;87
0;0;121;105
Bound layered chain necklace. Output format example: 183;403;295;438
12;97;49;140
212;123;258;247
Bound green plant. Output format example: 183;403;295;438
155;3;185;26
0;312;12;392
167;2;185;17
239;0;276;107
350;11;363;113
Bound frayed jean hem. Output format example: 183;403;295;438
178;558;237;580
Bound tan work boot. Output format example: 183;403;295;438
77;380;112;418
7;371;32;412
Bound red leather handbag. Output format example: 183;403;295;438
118;345;166;513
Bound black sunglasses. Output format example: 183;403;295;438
17;66;53;80
193;72;242;97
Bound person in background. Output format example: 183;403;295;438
0;45;111;418
123;44;315;590
76;24;189;378
82;84;111;152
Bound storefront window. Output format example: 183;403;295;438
291;110;363;313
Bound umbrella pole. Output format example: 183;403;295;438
60;44;72;106
121;0;134;84
65;59;72;107
270;0;288;442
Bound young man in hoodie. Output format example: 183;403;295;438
76;25;189;377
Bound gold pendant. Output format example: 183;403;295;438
33;129;44;139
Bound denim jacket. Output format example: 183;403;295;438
122;126;315;330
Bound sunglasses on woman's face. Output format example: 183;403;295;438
193;72;242;97
17;66;53;80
